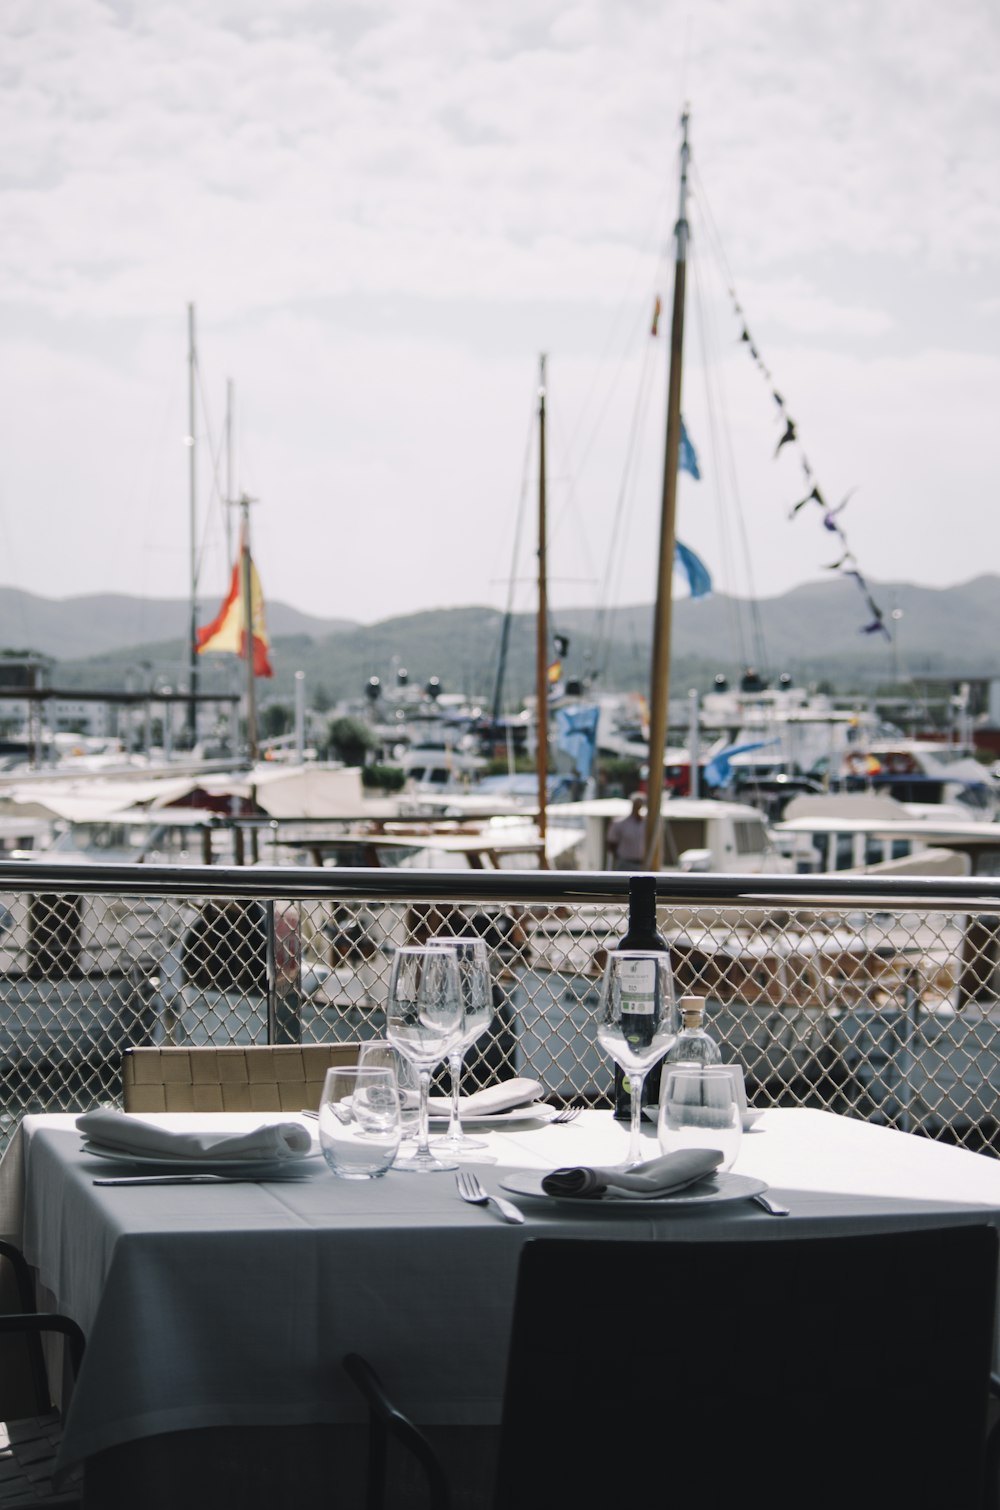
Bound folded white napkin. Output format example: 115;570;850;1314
427;1078;544;1116
541;1148;723;1200
77;1110;313;1163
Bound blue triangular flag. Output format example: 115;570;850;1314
674;540;712;600
554;705;600;780
702;739;777;790
679;418;701;480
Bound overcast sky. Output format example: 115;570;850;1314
1;0;997;649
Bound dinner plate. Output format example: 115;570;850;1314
426;1102;557;1127
81;1141;321;1174
499;1170;769;1209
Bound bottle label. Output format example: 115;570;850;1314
620;958;656;1015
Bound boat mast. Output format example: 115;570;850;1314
644;109;691;870
187;303;199;748
535;354;549;868
239;492;259;764
225;377;235;568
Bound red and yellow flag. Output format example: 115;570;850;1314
196;534;273;677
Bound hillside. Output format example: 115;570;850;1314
0;585;355;663
2;577;997;706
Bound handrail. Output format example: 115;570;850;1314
2;859;1000;913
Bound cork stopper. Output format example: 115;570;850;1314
680;994;705;1029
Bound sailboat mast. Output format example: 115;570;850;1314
225;377;235;568
187;303;199;747
644;109;691;870
535;354;549;868
240;493;259;764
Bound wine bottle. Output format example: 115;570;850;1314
613;874;670;1120
663;994;721;1067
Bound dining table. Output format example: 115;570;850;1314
4;1103;1000;1508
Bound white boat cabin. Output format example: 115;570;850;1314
549;797;792;873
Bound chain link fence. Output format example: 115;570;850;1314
2;864;999;1155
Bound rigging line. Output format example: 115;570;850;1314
0;480;30;648
491;389;537;718
693;160;887;642
597;334;658;677
690;248;750;672
692;242;772;678
193;356;230;583
689;186;772;674
565;187;674;463
546;399;602;627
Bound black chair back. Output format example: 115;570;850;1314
495;1225;999;1510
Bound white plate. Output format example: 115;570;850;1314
499;1169;769;1209
427;1103;557;1127
82;1141;321;1174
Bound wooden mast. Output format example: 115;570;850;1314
186;303;199;747
535;354;550;868
239;493;259;764
644;109;691;871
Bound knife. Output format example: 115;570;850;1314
93;1174;307;1186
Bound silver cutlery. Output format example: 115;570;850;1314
455;1170;525;1224
752;1192;790;1216
551;1105;581;1125
94;1174;307;1186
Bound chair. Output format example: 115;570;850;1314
121;1043;360;1112
0;1241;86;1508
345;1224;1000;1510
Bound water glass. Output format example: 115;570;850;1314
318;1065;401;1180
657;1065;743;1171
357;1040;420;1137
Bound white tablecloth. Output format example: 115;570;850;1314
8;1107;1000;1470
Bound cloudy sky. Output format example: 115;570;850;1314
1;0;997;647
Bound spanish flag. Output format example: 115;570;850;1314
651;295;662;337
196;531;273;677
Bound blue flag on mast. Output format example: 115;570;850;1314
680;418;701;480
674;540;712;600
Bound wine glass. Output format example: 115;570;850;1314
597;950;677;1167
426;936;493;1155
657;1065;743;1171
385;945;463;1173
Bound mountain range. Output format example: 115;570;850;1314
1;577;996;707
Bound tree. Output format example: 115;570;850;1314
327;715;376;766
261;704;293;740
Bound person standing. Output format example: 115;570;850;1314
606;792;648;870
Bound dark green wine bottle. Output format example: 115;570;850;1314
613;874;669;1120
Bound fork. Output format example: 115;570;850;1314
551;1105;580;1125
455;1170;525;1224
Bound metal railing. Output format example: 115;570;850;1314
2;859;1000;1155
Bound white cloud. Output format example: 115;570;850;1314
0;0;997;628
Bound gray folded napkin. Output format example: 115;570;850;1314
541;1148;723;1200
427;1078;544;1116
77;1109;313;1162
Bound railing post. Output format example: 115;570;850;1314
896;965;920;1135
266;900;302;1046
265;899;277;1043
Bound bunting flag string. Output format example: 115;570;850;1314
728;291;890;641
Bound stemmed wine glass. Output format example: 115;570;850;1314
597;950;678;1168
427;935;493;1155
386;945;463;1173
